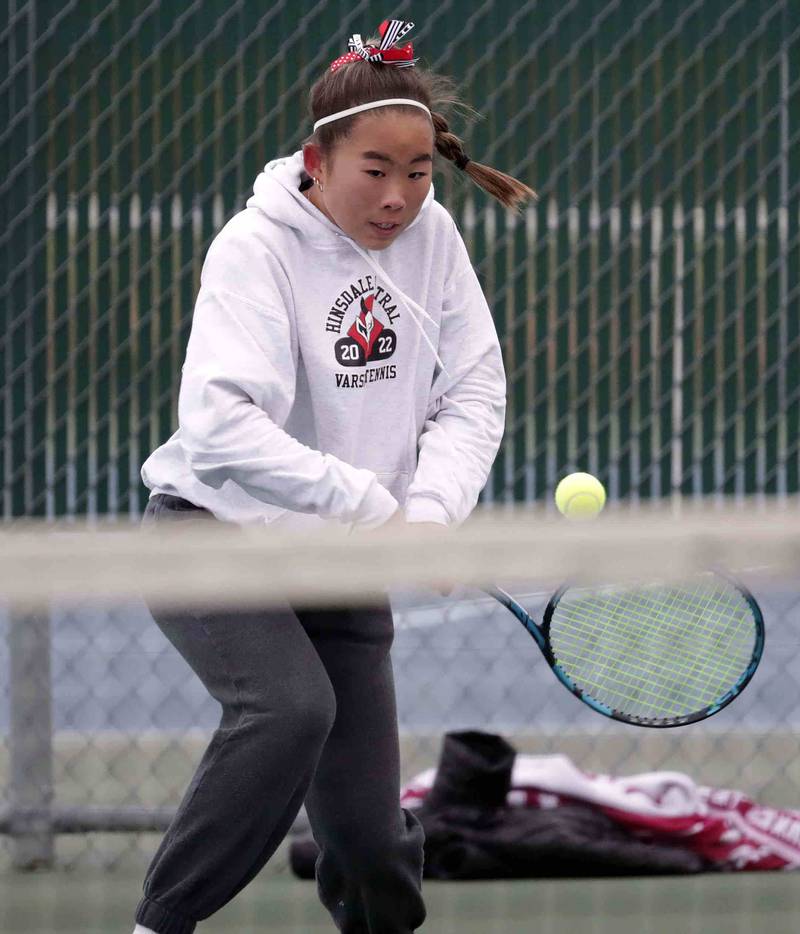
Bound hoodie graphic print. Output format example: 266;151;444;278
141;151;506;530
329;281;398;383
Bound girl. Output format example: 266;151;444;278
134;18;535;934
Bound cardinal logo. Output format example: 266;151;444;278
352;295;381;354
335;294;397;367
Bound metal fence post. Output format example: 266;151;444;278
9;609;54;869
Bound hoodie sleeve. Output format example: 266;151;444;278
177;229;399;528
404;223;506;525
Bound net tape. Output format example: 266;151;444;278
1;500;799;611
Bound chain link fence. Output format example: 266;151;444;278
2;0;800;870
3;576;800;872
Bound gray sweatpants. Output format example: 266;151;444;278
134;494;426;934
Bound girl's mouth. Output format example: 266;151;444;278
370;222;400;236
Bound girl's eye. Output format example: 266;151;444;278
364;170;428;179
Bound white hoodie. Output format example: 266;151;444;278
141;151;506;529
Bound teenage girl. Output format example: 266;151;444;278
134;18;535;934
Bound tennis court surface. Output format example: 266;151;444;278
2;865;799;933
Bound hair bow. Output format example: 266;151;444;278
329;19;418;72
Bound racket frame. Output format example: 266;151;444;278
490;574;766;728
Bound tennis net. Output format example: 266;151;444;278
1;498;800;872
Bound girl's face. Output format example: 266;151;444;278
303;111;434;251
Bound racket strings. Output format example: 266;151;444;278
554;600;752;707
552;638;741;717
552;635;731;715
556;588;751;692
559;583;754;681
557;603;753;711
554;591;748;687
553;630;739;704
548;581;758;720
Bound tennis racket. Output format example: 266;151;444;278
488;573;765;728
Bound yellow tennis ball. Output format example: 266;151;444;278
555;472;606;519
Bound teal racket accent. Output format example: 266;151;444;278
489;574;765;728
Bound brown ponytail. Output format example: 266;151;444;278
306;34;537;213
429;110;537;212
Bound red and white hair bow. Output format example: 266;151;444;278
329;19;418;73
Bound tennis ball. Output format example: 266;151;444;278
555;472;606;519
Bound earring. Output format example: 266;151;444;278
314;177;324;192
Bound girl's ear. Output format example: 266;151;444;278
303;143;323;179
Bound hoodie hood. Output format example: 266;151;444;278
246;151;446;373
246;150;435;250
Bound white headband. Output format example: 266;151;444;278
313;98;432;132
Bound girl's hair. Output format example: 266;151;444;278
306;38;537;212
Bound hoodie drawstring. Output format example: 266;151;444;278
345;239;451;379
